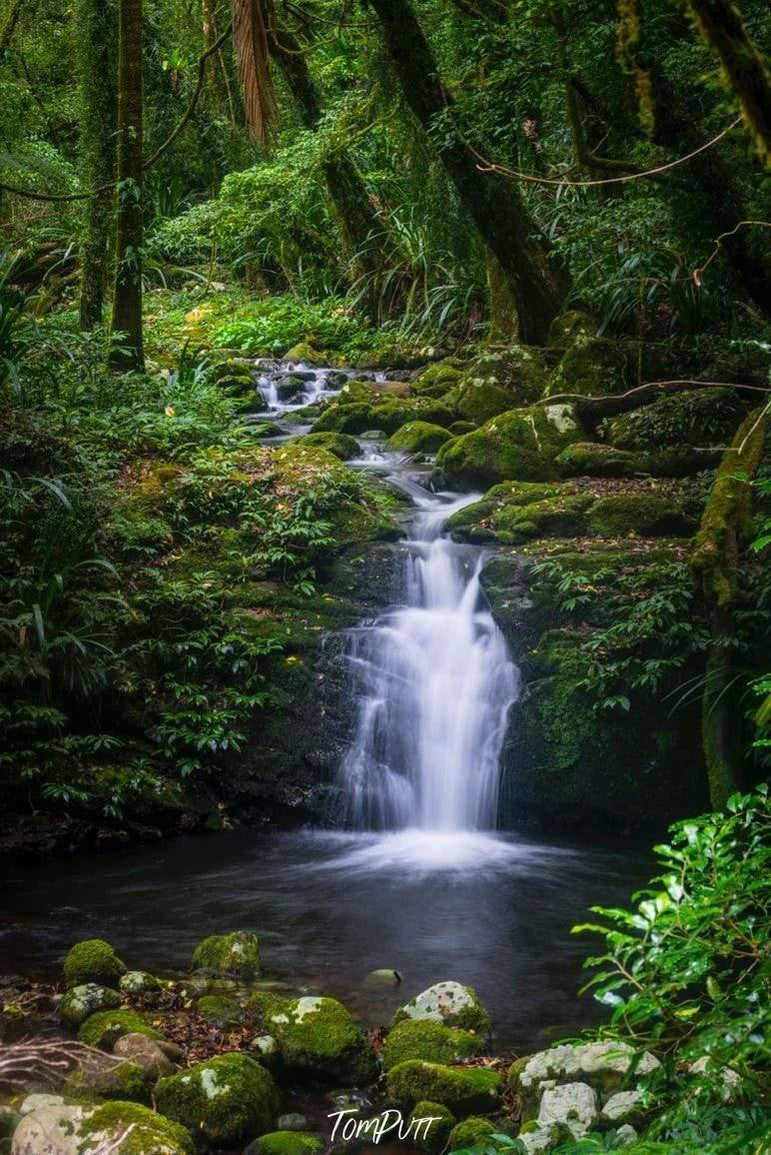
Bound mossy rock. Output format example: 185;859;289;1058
602;387;745;449
276;375;307;402
509;1042;660;1120
78;1009;163;1050
436;405;583;488
66;1058;154;1104
447;1116;497;1149
119;971;162;996
411;363;463;397
206;357;253;384
447;482;561;543
393;981;492;1035
547;310;597;347
387;422;455;454
588;492;694;536
449;421;477;436
312;402;374;434
444;379;516;424
296;432;361;460
383;1020;485;1071
386;1061;503;1115
351;344;423;370
63;939;126;987
196;994;241;1026
155;1053;279;1148
190;930;260;979
545;336;627;398
408;1101;455;1152
246;1131;324;1155
79;1101;195;1154
219;371;259;394
466;346;549;403
556;442;644;478
370;397;455;434
250;993;377;1085
284;342;326;365
60;983;121;1027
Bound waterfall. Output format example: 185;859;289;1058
339;485;519;832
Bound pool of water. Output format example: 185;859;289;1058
0;828;648;1050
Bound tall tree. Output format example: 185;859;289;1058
366;0;569;344
76;0;117;331
108;0;144;371
268;22;392;315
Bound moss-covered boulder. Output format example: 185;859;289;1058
155;1053;278;1148
63;939;126;987
509;1041;660;1120
386;1061;503;1115
466;346;549;403
284;342;326;365
315;396;454;436
295;432;361;460
12;1101;194;1155
555;442;643;478
602;387;744;449
196;994;241;1026
547;310;596;347
65;1058;154;1104
311;402;374;434
588;492;694;536
411;363;463;398
387;422;455;455
436;405;583;488
119;970;162;996
447;1117;498;1149
408;1102;455;1152
245;1131;324;1155
449;484;592;545
545;336;627;398
447;482;561;542
190;930;260;978
449;420;477;436
444;379;516;424
250;993;376;1085
79;1009;163;1050
60;983;121;1027
383;1020;486;1071
393;981;492;1035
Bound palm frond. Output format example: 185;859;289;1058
231;0;277;146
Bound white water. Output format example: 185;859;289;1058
256;362;351;414
340;481;519;834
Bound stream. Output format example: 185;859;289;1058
0;360;651;1051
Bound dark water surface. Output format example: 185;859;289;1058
0;828;648;1050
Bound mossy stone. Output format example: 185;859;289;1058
436;405;583;487
63;939;126;987
312;402;374;434
603;387;744;450
119;970;162;996
66;1059;154;1104
190;930;261;979
284;342;326;365
449;421;477;436
545;336;626;398
369;397;455;434
466;346;549;403
155;1053;278;1148
386;1061;503;1115
79;1100;195;1154
383;1020;485;1071
444;379;515;424
196;993;241;1026
393;981;492;1035
387;422;455;454
547;310;596;347
250;993;377;1085
408;1101;455;1152
78;1009;163;1050
447;1116;497;1149
588;493;694;536
246;1131;324;1155
60;983;121;1027
411;363;463;398
296;432;361;460
556;442;643;478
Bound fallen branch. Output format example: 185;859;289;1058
535;377;770;420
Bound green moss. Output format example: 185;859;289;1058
447;1116;497;1149
80;1100;195;1154
67;1059;153;1103
588;493;694;536
383;1020;486;1071
545;335;626;398
466;346;549;403
196;994;241;1025
604;388;744;450
249;993;376;1085
60;984;121;1027
409;1101;455;1152
411;363;463;397
370;397;455;434
449;421;477;436
295;432;361;460
63;939;126;987
155;1053;278;1148
78;1009;163;1050
436;405;583;487
547;309;597;347
312;401;374;433
387;422;455;454
444;379;516;423
248;1131;324;1155
284;342;326;364
190;930;260;978
386;1061;503;1115
556;442;643;478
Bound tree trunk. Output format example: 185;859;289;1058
687;0;771;166
366;0;569;345
108;0;144;372
268;24;391;312
76;0;117;331
691;406;767;808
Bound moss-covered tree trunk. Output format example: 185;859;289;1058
108;0;144;372
687;0;771;165
76;0;117;331
366;0;569;345
268;24;392;315
691;406;767;808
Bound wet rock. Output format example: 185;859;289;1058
537;1081;598;1139
156;1053;278;1148
249;993;376;1086
113;1032;179;1078
119;969;162;996
392;981;492;1035
363;968;402;986
59;983;121;1027
190;931;261;979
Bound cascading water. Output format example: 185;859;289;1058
340;480;519;834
